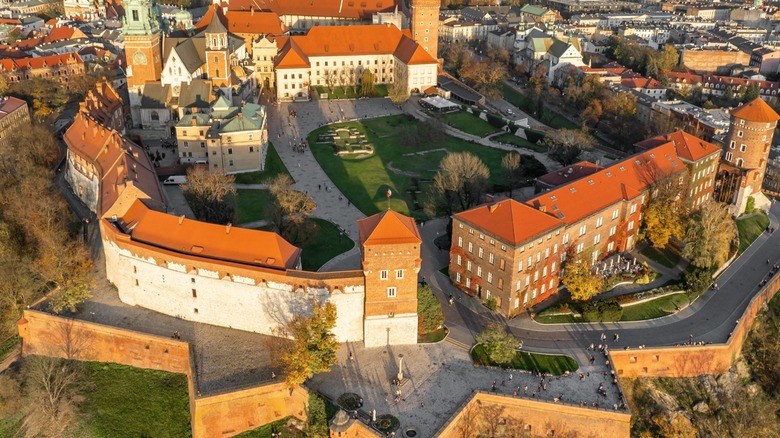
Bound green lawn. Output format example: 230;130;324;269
493;133;547;153
309;115;547;218
299;218;355;271
418;327;448;344
313;84;388;100
236;189;273;224
533;313;580;324
641;245;682;269
77;362;190;438
620;293;689;321
501;83;578;130
472;344;578;375
234;418;291;437
737;214;770;254
233;143;292;184
437;110;497;137
502;83;535;113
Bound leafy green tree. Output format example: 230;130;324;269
279;301;338;388
417;284;444;334
743;83;760;103
682;201;735;269
360;69;375;97
562;251;604;301
683;267;713;297
476;322;519;365
303;393;329;437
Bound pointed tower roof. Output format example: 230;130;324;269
731;98;780;123
358;210;421;246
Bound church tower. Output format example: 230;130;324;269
204;12;230;88
715;98;780;213
358;210;420;348
124;0;162;90
410;0;439;59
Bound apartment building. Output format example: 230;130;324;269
0;97;30;146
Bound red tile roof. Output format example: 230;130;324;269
635;130;721;162
275;39;309;69
119;199;301;270
225;10;286;35
358;210;421;246
527;142;684;225
394;34;438;65
731;97;780;123
0;53;83;73
621;76;665;90
227;0;401;19
0;96;27;117
454;199;564;246
536;161;604;188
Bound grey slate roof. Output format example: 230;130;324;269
178;79;213;109
141;83;172;108
166;37;206;74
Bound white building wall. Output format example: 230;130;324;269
363;314;418;348
276;67;310;101
65;152;99;214
104;240;365;342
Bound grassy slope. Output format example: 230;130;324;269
640;245;681;269
236;189;274;224
620;293;689;321
438;110;497;137
737;214;770;254
309;115;544;218
299;218;355;271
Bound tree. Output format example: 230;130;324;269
278;300;338;388
562;251;604;301
0;75;7;97
643;172;688;249
427;152;490;217
324;68;338;94
682;201;735;269
265;174;317;244
417;284;444;334
21;356;82;436
581;99;603;129
303;393;329;437
742;83;760;103
542;129;596;166
501;151;523;198
475;322;519;365
181;167;237;225
360;68;375;97
388;69;409;105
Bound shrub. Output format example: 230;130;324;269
744;196;755;215
524;129;546;144
484;295;498;311
684;267;714;299
581;299;623;322
417;284;444;334
486;112;505;128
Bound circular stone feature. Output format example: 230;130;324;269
374;414;400;433
337;392;363;411
405;428;418;437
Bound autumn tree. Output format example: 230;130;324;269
476;322;520;365
426;152;490;217
562;251;604;301
581;99;603;129
324;68;338;94
459;53;508;100
182;166;237;225
501;151;524;198
388;69;409;105
266;174;317;245
542;128;596;166
682;201;735;269
643;171;688;249
278;300;338;388
417;284;444;335
21;356;82;436
360;69;375;97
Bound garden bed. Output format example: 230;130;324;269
471;344;578;375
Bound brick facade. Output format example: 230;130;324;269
410;0;440;58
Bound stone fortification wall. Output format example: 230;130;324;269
102;221;366;342
611;272;780;378
434;391;631;438
681;50;751;74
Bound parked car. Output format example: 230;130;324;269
163;175;187;185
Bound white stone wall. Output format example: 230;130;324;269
363;314;418;348
104;240;365;342
65;152;99;214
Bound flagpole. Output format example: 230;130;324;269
386;188;392;210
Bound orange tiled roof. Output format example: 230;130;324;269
731;97;780;123
394;34;438;65
227;0;400;19
358;210;421;246
275;39;309;69
536;160;604;187
621;76;665;90
0;53;83;73
194;5;228;33
63;113;164;216
527;142;684;226
0;96;27;117
118;199;301;270
80;80;123;128
225;10;286;35
454;199;564;246
635;130;720;162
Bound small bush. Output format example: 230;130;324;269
484;295;498;311
744;196;755;215
581;299;623;322
486;112;505;128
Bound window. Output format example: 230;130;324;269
499;259;505;270
576;242;584;253
468;242;473;253
596;217;603;227
579;225;587;236
609;226;616;237
630;203;637;214
183;141;189;148
458;237;463;247
456;272;461;282
729;140;735;149
380;270;388;280
740;144;747;152
457;255;462;266
498;278;503;290
478;247;484;259
551;261;557;272
533;271;539;281
477;266;482;277
229;160;234;166
387;287;397;298
518;261;523;271
627;221;635;231
227;148;233;155
395;269;404;279
192;289;197;298
249;146;254;152
132;10;138;21
612;209;619;219
487;272;493;283
737;131;743;138
542;266;548;277
489;253;495;264
467;261;472;271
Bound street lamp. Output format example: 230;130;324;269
397;354;404;382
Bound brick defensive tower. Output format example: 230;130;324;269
358;210;421;348
715;98;780;213
410;0;439;59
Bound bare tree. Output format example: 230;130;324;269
265;174;317;245
501;151;524;198
181;166;237;225
389;68;409;105
324;68;338;94
426;152;490;218
541;129;596;166
21;356;82;436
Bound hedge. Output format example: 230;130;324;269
581;299;623;322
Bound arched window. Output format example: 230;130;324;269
151;111;160;122
736;158;744;167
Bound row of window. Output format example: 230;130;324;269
379;269;404;280
314;59;393;67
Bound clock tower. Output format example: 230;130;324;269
124;0;162;126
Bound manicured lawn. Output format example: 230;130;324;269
534;313;580;324
309;115;547;218
502;83;535;113
493;133;547;153
299;218;355;271
641;245;681;269
737;214;770;254
236;189;273;224
501;83;578;130
313;84;388;99
418;327;448;343
472;344;578;375
233;143;292;184
437;110;497;137
78;362;190;438
620;293;689;321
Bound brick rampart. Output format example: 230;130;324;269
17;310;308;438
435;391;631;438
611;273;780;378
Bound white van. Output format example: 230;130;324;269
163;175;187;185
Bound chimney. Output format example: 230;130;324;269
178;215;185;225
488;204;499;213
250;5;254;15
226;223;232;234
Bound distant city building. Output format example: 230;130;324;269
0;53;85;89
0;96;29;146
79;79;126;134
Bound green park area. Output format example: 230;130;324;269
534;292;690;324
434;110;497;137
233;143;292;185
501;84;578;130
640;245;682;269
299;218;354;271
493;132;547;153
236;189;273;224
736;213;770;255
471;344;578;375
309;115;546;218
